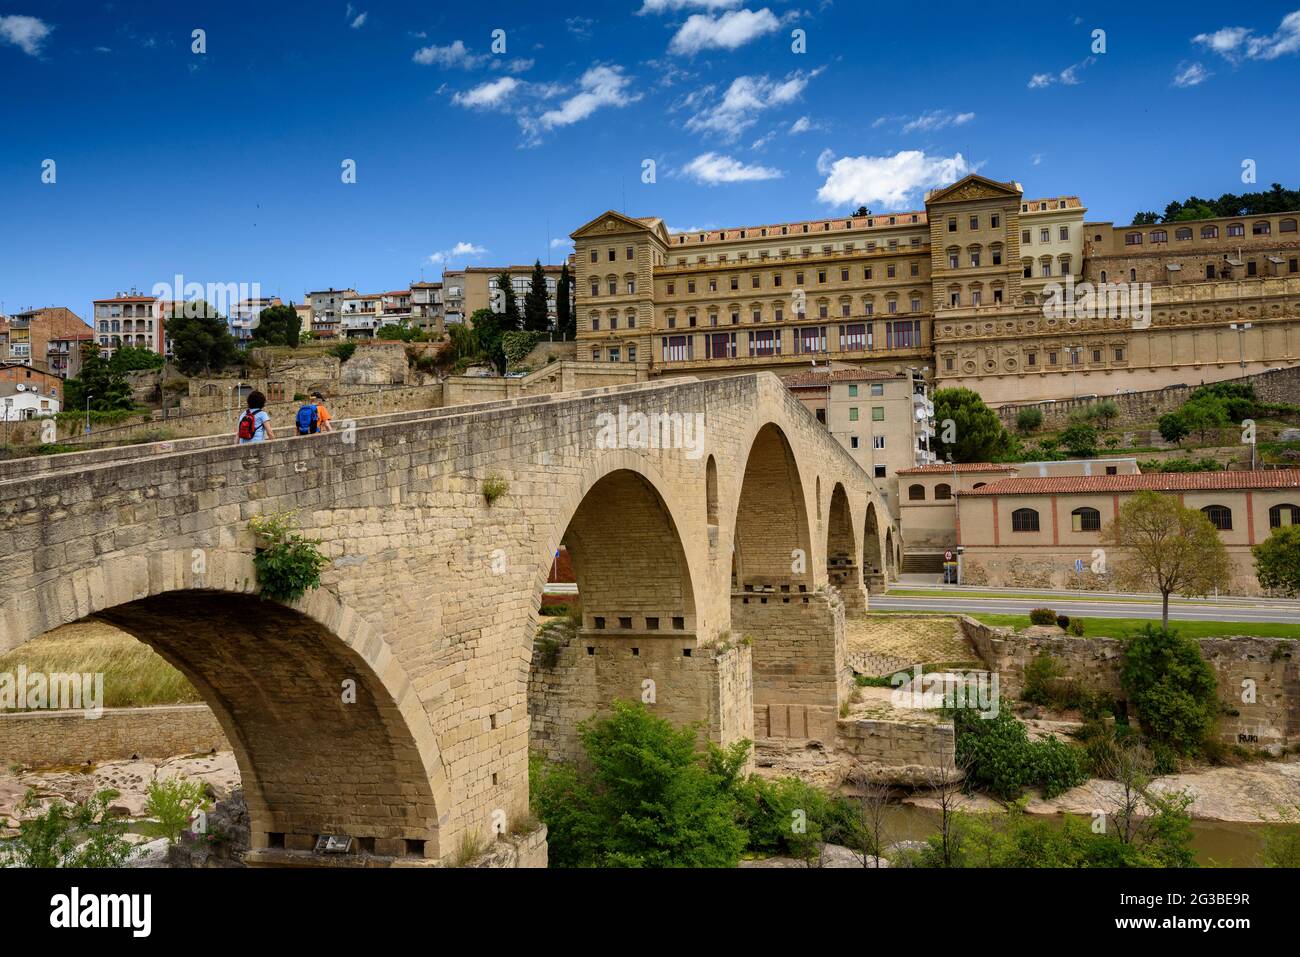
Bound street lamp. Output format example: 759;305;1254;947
1229;322;1251;371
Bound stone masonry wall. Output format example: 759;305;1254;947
0;704;228;767
960;617;1299;753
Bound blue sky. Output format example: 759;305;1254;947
2;1;1299;322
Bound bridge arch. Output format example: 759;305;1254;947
0;551;446;863
863;501;885;588
730;422;814;592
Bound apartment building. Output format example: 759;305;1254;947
228;297;284;347
410;282;445;335
92;293;165;358
0;364;64;419
442;265;567;328
782;366;934;513
4;306;92;373
306;288;356;339
46;327;94;378
572;173;1300;406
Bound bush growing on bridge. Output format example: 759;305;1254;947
248;510;330;603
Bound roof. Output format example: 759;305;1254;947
961;469;1300;496
898;463;1017;475
93;295;157;303
460;265;564;274
1021;196;1084;211
667;211;928;245
782;368;903;389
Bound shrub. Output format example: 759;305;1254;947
1016;408;1044;433
530;702;748;868
1028;735;1087;798
1059;422;1099;458
1120;624;1218;757
1055;614;1071;630
1028;608;1058;626
1068;617;1085;636
732;774;871;862
248;510;330;603
145;777;211;844
328;341;357;363
1;789;135;867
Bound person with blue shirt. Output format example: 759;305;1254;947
236;390;274;444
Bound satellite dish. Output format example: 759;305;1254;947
15;383;25;391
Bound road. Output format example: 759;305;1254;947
871;595;1300;624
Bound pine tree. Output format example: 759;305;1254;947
168;300;239;376
523;260;550;332
64;343;134;412
556;263;573;340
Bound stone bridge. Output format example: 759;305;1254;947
0;373;899;865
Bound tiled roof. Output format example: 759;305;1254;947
93;296;157;303
782;368;903;388
898;463;1016;475
668;212;928;244
961;469;1300;496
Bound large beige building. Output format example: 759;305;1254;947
572;173;1300;405
442;265;566;328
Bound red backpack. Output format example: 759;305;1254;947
238;409;259;441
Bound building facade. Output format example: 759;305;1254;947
92;293;165;358
4;307;92;373
442;266;567;329
228;297;284;347
571;174;1300;406
307;288;355;339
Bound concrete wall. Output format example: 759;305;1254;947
960;617;1300;754
0;704;228;767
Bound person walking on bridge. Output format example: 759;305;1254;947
236;390;273;444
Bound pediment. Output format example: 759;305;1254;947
571;210;667;243
926;175;1022;206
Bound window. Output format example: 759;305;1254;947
794;326;826;354
947;218;957;232
796;272;804;285
590;250;598;263
991;214;1000;228
908;484;926;501
972;482;986;489
607;347;620;362
687;280;696;293
848;384;858;397
969;216;979;230
1201;225;1219;239
948;248;960;269
874;465;887;478
1176;227;1192;240
1105;466;1117;475
841;323;867;351
1125;232;1142;246
591;316;600;331
774;273;783;286
626;246;634;259
1071;507;1101;532
873;435;885;450
590;281;600;297
752;275;760;288
1059;226;1069;241
1022;229;1031;245
662;335;691;362
849;407;859;422
1040;228;1049;243
870;383;883;396
706;332;736;359
934;483;952;500
1151;229;1167;243
748;329;780;357
1206;264;1216;280
871;406;885;421
1114;347;1125;361
1281;219;1298;233
1011;508;1040;532
850;436;859;449
608;248;616;261
1201;504;1232;530
1269;503;1300;528
1227;223;1245;237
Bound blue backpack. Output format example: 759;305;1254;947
295;404;319;435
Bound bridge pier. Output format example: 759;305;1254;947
732;583;851;745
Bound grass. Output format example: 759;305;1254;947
0;621;201;710
884;588;1293;606
966;613;1300;641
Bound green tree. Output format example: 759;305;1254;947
64;342;134;412
1178;396;1229;444
556;262;574;340
108;345;164;373
168;300;239;376
1157;410;1189;445
1016;407;1043;433
531;701;747;867
144;777;211;845
1121;625;1218;758
470;308;510;374
1130;211;1160;225
248;304;300;347
1102;491;1233;628
1059;422;1099;458
1090;399;1119;429
523;260;550;332
1253;524;1300;596
493;271;521;329
933;387;1014;462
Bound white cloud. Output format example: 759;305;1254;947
669;8;783;55
639;0;742;14
491;57;534;73
350;11;368;29
895;110;975;134
815;150;974;208
1030;152;1044;166
0;15;52;56
751;129;777;149
1027;57;1096;89
1193;11;1300;61
550;237;574;249
680;152;784;184
1172;61;1212;87
789;115;813;134
429;241;487;264
685;69;820;141
413;39;489;68
453;77;521;109
566;16;595;39
521;64;640;143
